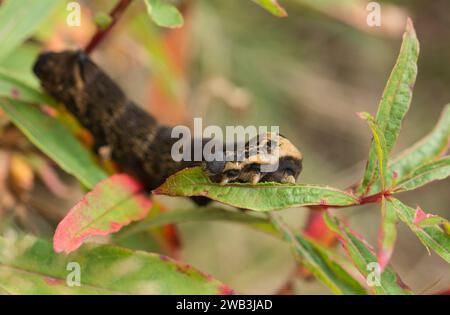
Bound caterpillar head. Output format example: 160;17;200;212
203;132;302;185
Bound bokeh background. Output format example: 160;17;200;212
0;0;448;294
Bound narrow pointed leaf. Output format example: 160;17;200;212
388;198;450;263
377;197;398;271
54;174;152;254
359;112;388;191
416;216;450;233
394;156;450;192
270;214;367;295
0;235;233;294
369;104;450;194
154;167;359;211
0;0;60;61
390;104;450;179
0;98;107;188
324;213;412;295
251;0;288;17
360;19;419;193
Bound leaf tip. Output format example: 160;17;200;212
405;17;415;35
413;206;427;224
356;111;372;121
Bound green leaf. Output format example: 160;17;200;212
359;19;419;193
0;69;55;105
359;112;388;191
388;198;450;264
368;104;450;194
389;104;450;180
0;235;234;294
394;156;450;193
116;207;278;241
324;213;412;295
0;98;107;188
0;0;60;61
416;216;450;233
54;174;152;254
0;44;41;87
112;202;180;254
251;0;288;17
270;214;367;295
144;0;184;28
154;167;359;211
377;197;398;271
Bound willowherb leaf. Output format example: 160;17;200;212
377;197;398;271
251;0;288;17
324;213;412;295
270;214;367;295
359;18;419;193
389;104;450;179
144;0;184;29
0;0;60;61
54;174;152;254
413;209;450;234
388;198;450;263
304;209;338;247
0;98;107;188
393;156;450;193
368;104;450;195
359;112;389;191
0;69;56;105
153;167;359;211
116;207;278;241
113;201;182;257
0;235;234;294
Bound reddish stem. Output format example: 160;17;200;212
84;0;134;54
359;191;392;204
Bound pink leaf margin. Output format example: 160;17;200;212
53;174;152;254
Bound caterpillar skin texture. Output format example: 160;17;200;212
33;51;303;191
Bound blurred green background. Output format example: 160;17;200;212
0;0;448;294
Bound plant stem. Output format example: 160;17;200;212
359;191;391;204
85;0;134;54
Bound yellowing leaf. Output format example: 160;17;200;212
251;0;288;17
0;98;107;188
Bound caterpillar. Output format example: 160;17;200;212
33;51;303;192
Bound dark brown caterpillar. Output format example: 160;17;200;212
33;51;303;191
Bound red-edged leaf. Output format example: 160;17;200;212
54;174;152;253
414;206;432;224
324;213;412;295
377;197;399;271
388;198;450;263
412;207;449;234
304;208;338;247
